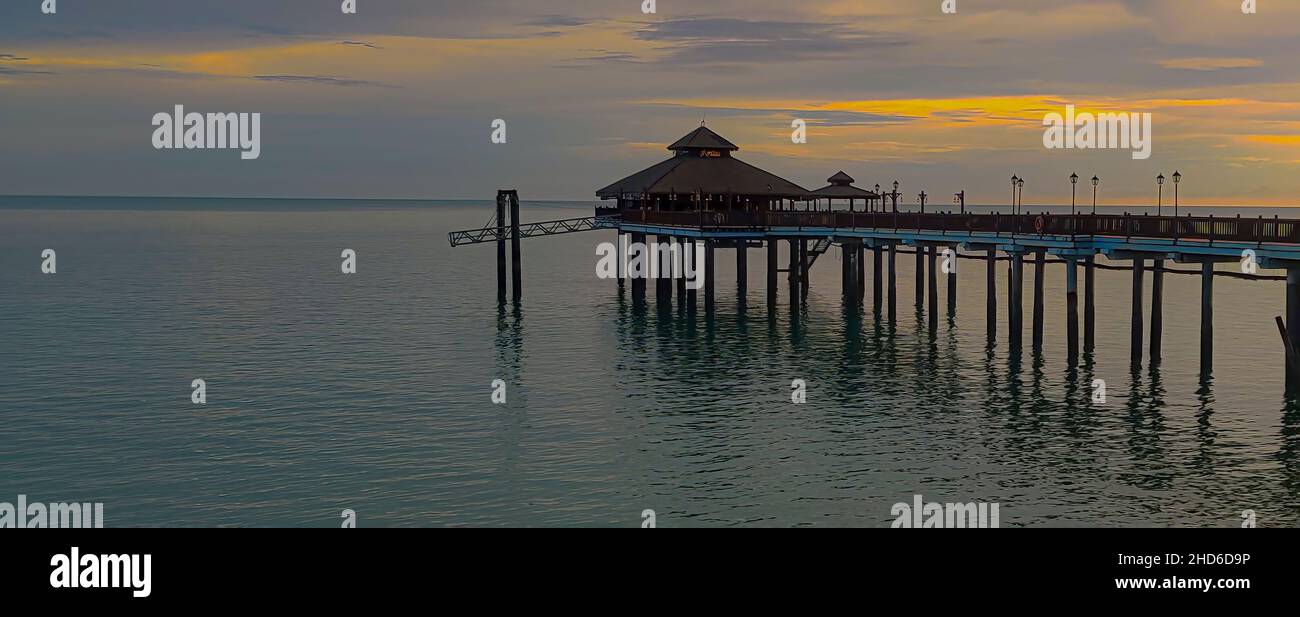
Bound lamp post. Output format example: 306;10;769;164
1157;173;1165;216
1091;175;1099;214
1011;175;1019;212
874;183;881;213
1172;170;1181;217
891;180;900;213
1070;172;1078;215
918;190;928;213
1017;177;1025;215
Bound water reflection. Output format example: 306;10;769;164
599;278;1300;526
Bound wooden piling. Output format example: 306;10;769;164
618;232;626;295
916;244;925;308
986;248;997;340
873;245;883;316
842;241;851;300
509;190;522;302
736;239;747;307
767;239;778;311
888;244;897;322
1200;261;1213;375
857;241;867;304
1032;249;1045;352
704;239;715;313
789;239;800;312
1066;257;1079;364
496;192;507;303
946;245;957;317
1009;253;1024;350
1084;255;1096;353
1132;258;1145;365
1151;258;1164;363
799;239;810;297
656;235;671;308
1288;269;1300;389
631;232;647;303
681;236;691;309
927;246;939;334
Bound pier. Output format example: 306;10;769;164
451;127;1300;389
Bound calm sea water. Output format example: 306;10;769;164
2;196;1299;527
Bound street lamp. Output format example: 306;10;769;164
1156;173;1165;216
1070;172;1078;215
1172;170;1181;217
874;183;881;213
1017;177;1025;215
918;190;928;213
1011;175;1019;211
1091;175;1099;214
892;180;900;213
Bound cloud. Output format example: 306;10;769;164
251;75;387;87
526;16;593;28
341;41;382;49
633;18;911;64
1158;57;1263;71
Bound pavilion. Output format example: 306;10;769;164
809;171;880;212
596;126;810;212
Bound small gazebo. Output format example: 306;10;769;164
809;171;880;212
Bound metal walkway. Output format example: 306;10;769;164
448;215;619;247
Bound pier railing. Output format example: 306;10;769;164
620;209;1300;245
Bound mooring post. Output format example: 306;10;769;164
1200;260;1213;375
927;246;939;334
704;239;716;313
496;192;507;303
986;248;997;340
873;245;883;316
1131;257;1145;365
1084;255;1096;353
767;238;778;311
631;232;647;303
509;190;522;302
1066;257;1079;364
1151;258;1164;363
1032;249;1045;352
915;244;925;308
736;239;747;307
888;244;897;322
1288;268;1300;389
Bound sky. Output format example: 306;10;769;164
3;0;1300;205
